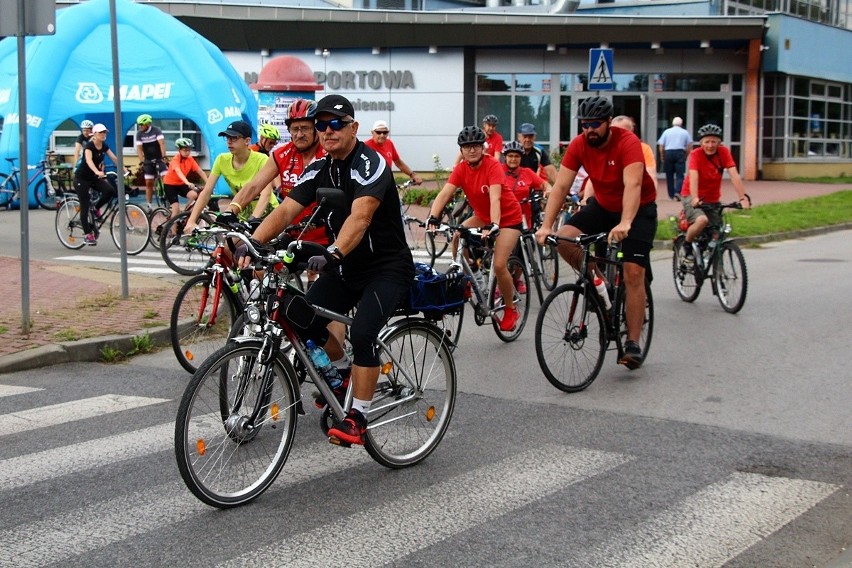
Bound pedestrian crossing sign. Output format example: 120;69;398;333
588;48;614;91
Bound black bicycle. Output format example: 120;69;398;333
534;233;654;392
671;199;749;314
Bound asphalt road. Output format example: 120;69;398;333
0;229;850;566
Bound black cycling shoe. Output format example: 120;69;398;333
328;408;367;446
618;341;644;370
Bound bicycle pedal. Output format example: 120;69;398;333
328;436;352;448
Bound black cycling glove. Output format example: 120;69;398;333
426;215;441;231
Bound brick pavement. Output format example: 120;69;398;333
0;179;849;364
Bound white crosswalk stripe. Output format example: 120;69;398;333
0;394;169;437
0;384;43;398
217;445;631;567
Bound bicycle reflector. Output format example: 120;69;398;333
196;438;206;456
381;361;393;375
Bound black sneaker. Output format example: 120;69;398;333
618;341;644;370
328;408;367;446
682;241;694;258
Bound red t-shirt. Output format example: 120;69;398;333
561;126;657;212
448;154;522;227
680;145;736;203
502;164;545;227
272;142;328;243
162;155;202;186
485;131;504;157
364;138;400;167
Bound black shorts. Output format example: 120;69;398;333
164;183;195;205
566;197;658;266
142;160;168;179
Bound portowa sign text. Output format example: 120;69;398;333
314;70;415;90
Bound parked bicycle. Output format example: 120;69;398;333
0;155;72;211
534;233;654;393
670;198;749;314
54;171;150;254
174;234;456;508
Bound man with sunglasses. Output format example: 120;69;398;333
244;94;413;447
364;120;423;186
536;95;657;370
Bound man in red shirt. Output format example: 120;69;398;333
428;126;524;332
363;120;423;186
536;95;657;369
679;123;750;257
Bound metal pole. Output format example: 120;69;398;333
17;0;31;335
109;0;129;297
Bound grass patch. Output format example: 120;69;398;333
142;309;159;320
53;328;83;342
0;325;6;335
656;190;852;241
141;320;166;329
791;175;852;184
99;345;125;363
127;333;154;356
77;290;121;310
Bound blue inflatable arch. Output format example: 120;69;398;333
0;0;257;206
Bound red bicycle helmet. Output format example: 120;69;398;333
285;99;318;126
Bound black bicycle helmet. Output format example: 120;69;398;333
697;124;723;139
502;141;524;155
482;114;499;125
457;125;486;147
577;96;614;120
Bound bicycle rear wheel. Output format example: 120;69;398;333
160;211;216;275
0;174;16;208
614;278;654;365
672;236;702;302
171;273;239;374
365;320;456;469
54;199;86;250
148;207;171;250
713;241;748;314
110;202;150;255
535;283;607;393
490;256;530;342
175;340;298;508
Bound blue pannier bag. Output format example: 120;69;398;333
409;262;467;317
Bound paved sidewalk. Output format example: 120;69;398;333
0;179;849;373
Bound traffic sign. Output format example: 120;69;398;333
588;48;614;91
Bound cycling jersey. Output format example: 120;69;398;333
561;126;657;213
680;145;736;203
135;126;165;161
74;141;110;182
520;144;552;172
289;141;413;286
448;154;522;227
272;141;328;243
484;131;504;157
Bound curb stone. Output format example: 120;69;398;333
0;325;171;374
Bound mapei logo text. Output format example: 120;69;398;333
76;82;174;104
4;112;44;128
206;106;242;125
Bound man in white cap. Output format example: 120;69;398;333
656;116;693;200
363;119;422;186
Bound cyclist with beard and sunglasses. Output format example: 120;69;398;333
535;95;657;370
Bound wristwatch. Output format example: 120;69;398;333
327;245;344;261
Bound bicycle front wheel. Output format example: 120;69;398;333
490;256;530;342
34;179;60;210
110;202;150;255
365;320;456;469
535;283;607;393
672;236;702;302
175;340;298;508
54;199;86;250
425;228;450;267
713;241;748;314
160;211;216;275
538;242;559;291
148;207;171;250
171;273;239;374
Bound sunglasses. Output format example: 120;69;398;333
580;120;605;130
316;119;354;132
374;131;389;135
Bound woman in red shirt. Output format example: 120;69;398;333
428;126;524;332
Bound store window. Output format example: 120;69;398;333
49;118;204;158
763;74;852;160
477;72;554;152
